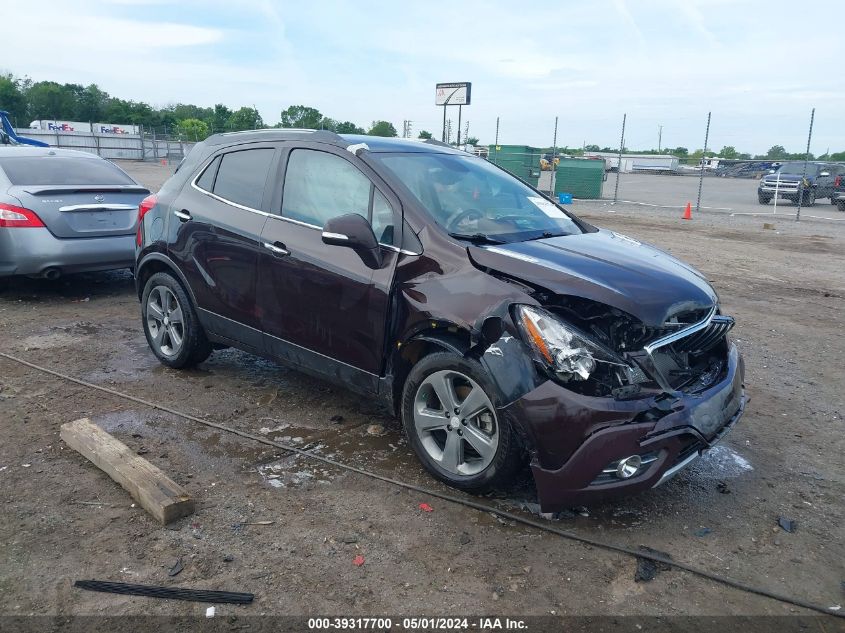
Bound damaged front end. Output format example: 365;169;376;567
489;293;745;511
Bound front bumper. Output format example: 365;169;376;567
0;228;135;277
502;343;745;511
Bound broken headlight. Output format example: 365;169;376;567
515;304;628;382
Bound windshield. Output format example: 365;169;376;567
777;162;819;176
0;156;136;186
374;152;583;242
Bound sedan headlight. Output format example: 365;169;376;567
515;305;627;382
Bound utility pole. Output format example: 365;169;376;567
695;112;711;215
658;125;663;152
613;113;626;203
796;107;815;222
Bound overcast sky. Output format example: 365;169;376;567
4;0;844;154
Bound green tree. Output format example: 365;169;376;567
279;105;323;129
75;84;109;122
178;118;210;141
228;107;263;131
672;146;689;157
0;74;27;124
335;121;365;134
719;146;738;159
368;120;397;137
417;130;433;139
829;150;845;161
466;136;479;145
27;81;75;119
766;145;787;159
584;144;601;152
208;104;233;132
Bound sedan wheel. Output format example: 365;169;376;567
413;370;499;476
145;285;185;357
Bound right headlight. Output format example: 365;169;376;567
514;304;628;382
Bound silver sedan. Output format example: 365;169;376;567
0;147;149;285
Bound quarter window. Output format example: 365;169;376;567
211;148;275;210
195;156;220;192
281;149;395;245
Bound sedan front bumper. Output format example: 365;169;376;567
502;343;745;512
0;227;135;277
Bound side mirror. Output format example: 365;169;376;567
322;213;383;269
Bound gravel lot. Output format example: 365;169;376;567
0;161;843;619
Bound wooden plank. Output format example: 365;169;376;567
60;418;194;525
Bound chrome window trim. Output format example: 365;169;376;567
190;153;422;256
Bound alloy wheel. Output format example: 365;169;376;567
413;370;499;476
145;285;185;357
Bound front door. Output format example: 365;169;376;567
256;145;400;393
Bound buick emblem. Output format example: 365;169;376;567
94;194;105;203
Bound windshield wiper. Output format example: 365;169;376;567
521;231;569;242
447;232;505;244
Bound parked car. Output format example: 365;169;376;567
833;173;845;212
757;162;844;206
135;131;745;511
0;147;149;286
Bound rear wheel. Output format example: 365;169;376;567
401;352;523;494
141;272;212;368
837;201;845;213
757;193;771;205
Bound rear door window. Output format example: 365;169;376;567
212;148;275;210
0;156;136;185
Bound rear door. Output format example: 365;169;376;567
168;144;278;348
256;144;401;392
0;155;148;238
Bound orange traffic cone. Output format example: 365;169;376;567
682;202;692;220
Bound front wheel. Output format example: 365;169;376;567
837;201;845;213
802;188;816;206
141;272;212;368
757;193;771;205
401;352;523;494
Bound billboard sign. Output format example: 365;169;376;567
435;82;471;106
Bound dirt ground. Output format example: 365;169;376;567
0;161;843;620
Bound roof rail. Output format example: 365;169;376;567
422;138;452;149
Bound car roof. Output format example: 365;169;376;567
203;129;465;155
0;147;105;160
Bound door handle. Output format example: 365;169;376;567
263;241;290;256
174;209;192;222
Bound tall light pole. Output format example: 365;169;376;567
658;125;663;152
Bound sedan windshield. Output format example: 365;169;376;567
374;152;583;242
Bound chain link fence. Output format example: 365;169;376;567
480;109;845;224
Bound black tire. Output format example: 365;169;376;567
802;188;816;206
0;277;9;293
757;193;771;205
141;271;212;368
837;201;845;213
401;351;524;494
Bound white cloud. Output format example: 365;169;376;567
2;0;843;153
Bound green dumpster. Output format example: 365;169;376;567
552;158;605;199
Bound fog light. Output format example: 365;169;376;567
616;455;643;479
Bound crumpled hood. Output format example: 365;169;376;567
467;229;716;326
